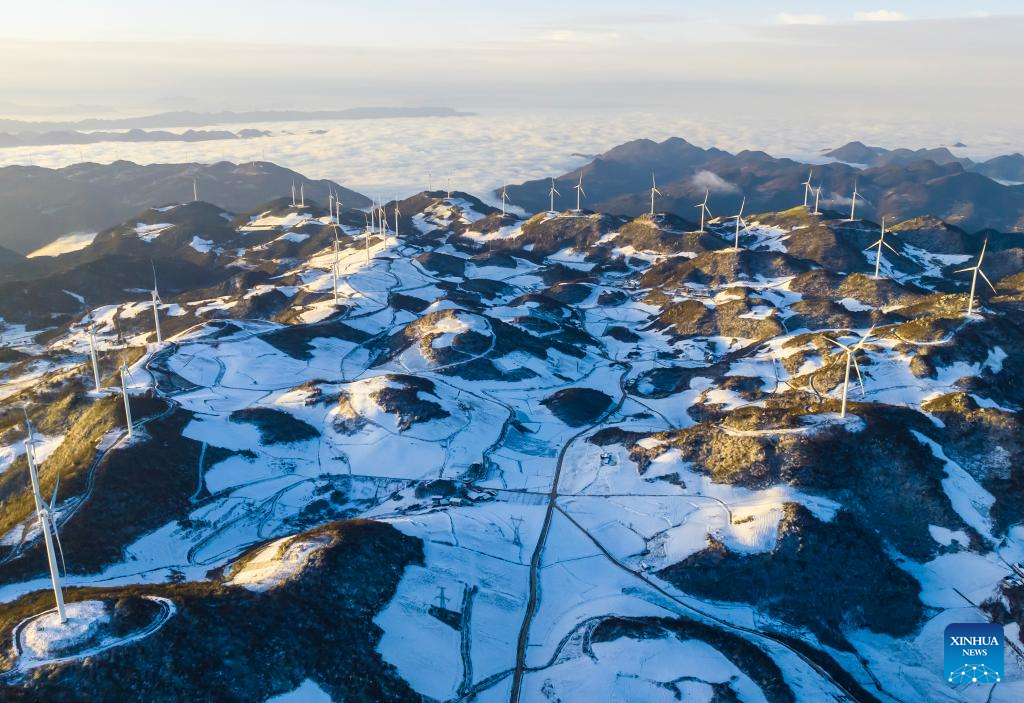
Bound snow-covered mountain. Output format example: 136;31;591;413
0;178;1023;702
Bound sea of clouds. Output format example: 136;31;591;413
0;108;1018;205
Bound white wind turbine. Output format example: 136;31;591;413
848;180;865;221
120;353;134;437
379;204;388;248
393;204;401;241
87;329;102;393
865;217;899;279
299;183;305;208
193;177;198;202
331;224;341;306
802;169;814;208
649;173;661;217
732;197;748;250
291;179;297;207
23;412;68;624
364;214;371;266
328;189;335;223
548;178;560;213
695;189;712;233
500;185;511;218
955;238;997;317
150;263;163;344
813;185;822;215
574;174;585;213
823;327;874;418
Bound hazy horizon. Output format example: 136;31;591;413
1;2;1022;128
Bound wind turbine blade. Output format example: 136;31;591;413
953;266;976;274
822;336;850;351
851;356;866;396
50;472;59;512
883;241;900;255
978;268;997;293
51;519;67;577
855;325;876;348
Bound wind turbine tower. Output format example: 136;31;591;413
955;238;997;317
733;197;747;250
120;355;134;437
291;180;297;208
193;177;198;203
813;185;822;216
574;174;585;213
23;415;67;624
824;327;873;418
87;331;102;393
300;183;305;208
149;264;163;344
848;180;864;221
501;185;511;218
649;173;661;218
331;226;341;307
548;178;560;214
695;189;712;233
865;217;899;279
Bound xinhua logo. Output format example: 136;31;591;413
944;623;1003;685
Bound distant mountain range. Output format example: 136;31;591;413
0;128;270;149
0;107;472;134
825;141;1024;182
0;161;370;254
503;137;1024;233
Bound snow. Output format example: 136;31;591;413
229;535;330;591
519;633;770;703
26;232;97;258
265;680;334;703
189;235;215;253
22;600;109;659
134;222;174;242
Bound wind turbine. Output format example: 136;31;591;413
813;185;822;216
574;174;585;213
291;179;297;207
802;169;814;208
331;224;341;306
299;183;305;208
87;329;101;393
955;238;997;317
848;180;865;221
393;204;401;241
23;413;67;624
823;327;873;418
695;189;712;233
446;176;452;199
733;197;748;250
865;217;899;279
548;178;560;213
379;205;388;248
364;214;371;266
120;354;134;437
193;177;198;202
150;262;163;345
649;173;661;218
500;185;511;218
328;189;335;223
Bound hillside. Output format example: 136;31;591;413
0;178;1022;701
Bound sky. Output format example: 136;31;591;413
0;1;1021;122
